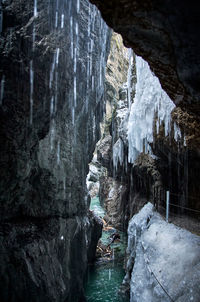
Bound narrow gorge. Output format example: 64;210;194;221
0;1;199;302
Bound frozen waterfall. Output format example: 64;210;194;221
127;56;180;163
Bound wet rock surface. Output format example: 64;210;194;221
0;0;110;301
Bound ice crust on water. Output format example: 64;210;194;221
125;203;200;302
174;122;182;142
128;56;176;163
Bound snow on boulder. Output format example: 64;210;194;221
123;203;200;302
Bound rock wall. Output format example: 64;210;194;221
89;0;200;116
90;32;130;229
0;1;110;301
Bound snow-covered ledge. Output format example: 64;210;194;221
123;203;200;302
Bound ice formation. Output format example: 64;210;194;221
34;0;38;17
29;60;34;125
113;138;124;171
61;14;64;28
0;75;5;105
123;203;200;302
127;49;133;109
128;56;176;163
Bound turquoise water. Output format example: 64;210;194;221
85;197;129;302
90;196;105;217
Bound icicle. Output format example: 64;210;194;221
72;107;75;125
90;38;93;53
85;96;88;113
0;75;5;106
75;22;79;48
128;56;175;163
90;55;93;76
50;96;54;117
50;120;55;151
127;48;133;109
74;76;77;107
29;60;34;125
55;11;58;28
74;47;77;73
156;119;159;134
92;75;94;91
54;71;58;113
34;0;38;17
57;140;60;165
92;115;96;138
49;53;56;89
184;135;187;146
56;48;60;65
70;17;73;59
61;14;64;28
88;5;91;37
113;138;124;171
77;0;80;13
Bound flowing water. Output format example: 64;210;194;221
85;197;129;302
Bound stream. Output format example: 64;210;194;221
85;197;129;302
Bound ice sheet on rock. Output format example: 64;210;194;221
124;203;200;302
128;56;176;163
127;48;133;109
113;138;124;171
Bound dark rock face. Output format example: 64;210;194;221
152;129;200;216
90;0;200;116
0;0;110;301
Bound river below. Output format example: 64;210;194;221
85;197;129;302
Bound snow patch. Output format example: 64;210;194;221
124;203;200;302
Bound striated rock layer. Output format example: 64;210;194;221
0;0;110;301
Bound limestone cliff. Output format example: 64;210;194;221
0;0;110;301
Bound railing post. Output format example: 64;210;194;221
166;191;169;222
